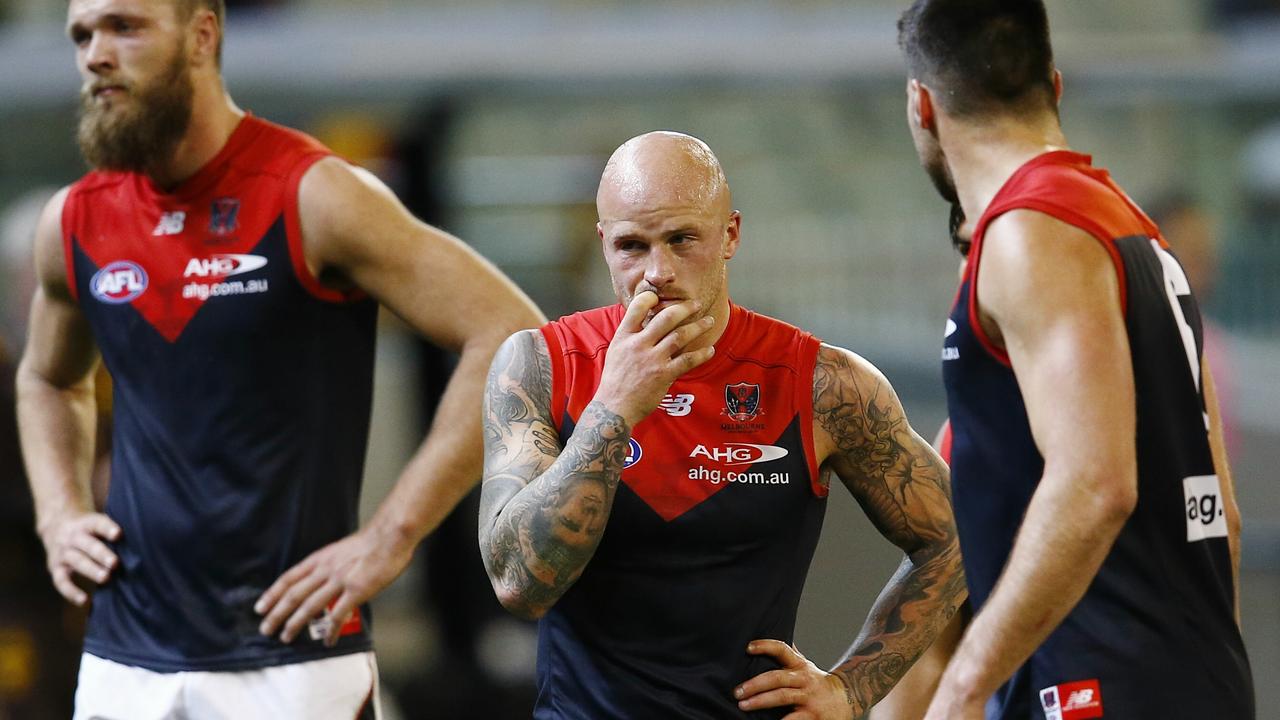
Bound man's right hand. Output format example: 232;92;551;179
39;511;121;606
594;291;717;426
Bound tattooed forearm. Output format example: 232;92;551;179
479;331;631;619
814;345;967;710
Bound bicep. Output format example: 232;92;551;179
20;187;99;388
814;346;954;554
299;158;539;352
981;212;1135;471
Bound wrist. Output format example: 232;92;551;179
588;390;644;428
366;512;425;554
827;671;863;718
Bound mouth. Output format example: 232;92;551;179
90;84;127;100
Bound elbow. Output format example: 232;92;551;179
479;534;549;621
493;585;548;621
1092;466;1138;530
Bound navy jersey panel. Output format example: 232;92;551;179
64;116;379;671
942;151;1253;718
535;304;826;719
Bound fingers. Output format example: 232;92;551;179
659;315;717;355
257;568;327;638
279;581;341;644
66;546;112;585
739;686;806;712
254;560;311;616
640;299;701;339
324;591;359;647
88;514;122;542
618;291;659;333
51;566;88;606
747;639;804;666
736;668;803;701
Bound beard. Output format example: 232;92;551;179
77;47;194;173
922;146;959;205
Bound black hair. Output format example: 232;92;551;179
897;0;1056;118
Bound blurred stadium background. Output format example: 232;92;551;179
2;0;1279;717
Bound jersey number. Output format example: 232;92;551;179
1149;239;1200;395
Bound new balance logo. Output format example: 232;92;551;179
1064;690;1094;710
153;211;186;236
659;393;695;416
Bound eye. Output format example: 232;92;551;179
617;240;645;253
70;27;91;46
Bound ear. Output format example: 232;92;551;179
189;8;220;67
722;211;742;260
909;79;936;132
597;221;606;242
1052;69;1064;105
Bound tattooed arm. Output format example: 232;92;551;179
820;345;966;713
735;344;965;718
479;293;715;619
478;330;629;619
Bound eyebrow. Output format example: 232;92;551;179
67;12;148;38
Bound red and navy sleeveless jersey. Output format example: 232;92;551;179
536;303;825;719
942;151;1253;718
63;115;377;671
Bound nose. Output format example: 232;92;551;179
83;31;117;75
643;246;676;289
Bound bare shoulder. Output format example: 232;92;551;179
296;157;398;259
979;208;1124;333
487;328;554;426
811;342;901;467
32;186;73;295
980;209;1119;298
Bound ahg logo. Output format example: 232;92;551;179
689;443;788;466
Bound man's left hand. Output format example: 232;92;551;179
734;639;858;719
255;525;415;646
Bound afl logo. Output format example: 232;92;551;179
90;261;148;304
623;438;643;468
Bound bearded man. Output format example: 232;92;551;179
16;1;543;717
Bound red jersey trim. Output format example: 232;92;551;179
796;338;826;498
539;325;569;434
966;154;1135;368
284;155;368;304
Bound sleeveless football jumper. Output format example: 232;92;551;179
536;303;826;719
942;151;1253;718
62;115;377;671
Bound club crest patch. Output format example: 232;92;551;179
724;382;761;422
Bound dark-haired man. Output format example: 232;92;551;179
896;1;1253;718
18;1;542;717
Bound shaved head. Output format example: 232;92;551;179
597;131;732;221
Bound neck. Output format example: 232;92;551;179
939;111;1069;229
148;77;244;190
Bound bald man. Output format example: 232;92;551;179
478;132;966;719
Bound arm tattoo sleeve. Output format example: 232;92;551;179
813;346;967;714
478;330;631;619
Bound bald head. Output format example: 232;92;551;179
597;131;731;221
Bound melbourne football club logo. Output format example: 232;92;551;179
90;261;148;304
724;382;761;422
209;197;240;236
623;438;643;468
